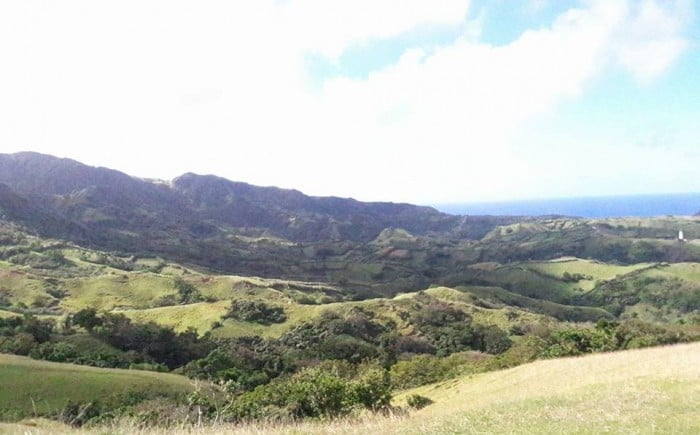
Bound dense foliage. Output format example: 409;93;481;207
224;300;287;325
222;362;391;421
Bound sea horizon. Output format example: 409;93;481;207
433;192;700;218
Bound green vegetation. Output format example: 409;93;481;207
0;353;197;421
223;300;287;325
7;342;697;434
223;362;391;421
1;209;700;430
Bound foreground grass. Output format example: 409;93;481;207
0;354;197;421
3;342;697;434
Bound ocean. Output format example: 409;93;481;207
433;193;700;218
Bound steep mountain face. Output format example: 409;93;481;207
0;183;28;217
172;173;460;242
0;152;198;248
0;152;471;243
0;182;88;241
0;153;519;280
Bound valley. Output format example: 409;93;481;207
0;152;698;433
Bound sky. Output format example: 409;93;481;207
0;0;698;205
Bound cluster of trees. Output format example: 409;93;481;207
0;314;53;355
535;319;698;357
409;293;512;356
583;274;700;318
71;308;212;368
223;300;287;325
0;309;212;369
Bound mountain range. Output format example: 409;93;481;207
1;151;699;297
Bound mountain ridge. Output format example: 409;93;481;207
0;152;523;245
4;152;699;297
0;152;520;287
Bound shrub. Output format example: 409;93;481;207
390;352;486;390
406;394;433;410
57;400;102;427
72;308;103;331
173;278;206;304
224;300;286;325
30;341;79;362
223;363;393;421
472;324;513;354
350;365;392;410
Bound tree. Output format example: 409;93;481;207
72;308;102;331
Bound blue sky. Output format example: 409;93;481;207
0;0;698;204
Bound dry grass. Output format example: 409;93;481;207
120;300;232;334
0;309;19;319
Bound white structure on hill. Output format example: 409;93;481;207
678;230;685;242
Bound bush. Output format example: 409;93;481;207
406;394;433;410
224;300;286;325
173;278;206;304
223;363;392;421
472;324;513;354
57;400;102;427
30;341;78;362
350;364;392;410
390;352;487;390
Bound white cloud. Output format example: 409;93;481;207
282;0;471;60
0;0;694;203
610;0;692;83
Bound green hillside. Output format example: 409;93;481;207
0;353;200;421
1;210;699;430
5;342;695;434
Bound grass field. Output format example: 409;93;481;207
642;262;700;281
526;257;651;291
456;284;612;322
121;300;232;334
0;353;198;421
387;342;700;434
5;342;695;434
60;273;179;311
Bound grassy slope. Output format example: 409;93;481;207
241;343;700;434
388;342;700;434
0;268;50;308
178;258;684;337
120;300;232;334
456;284;613;322
0;353;197;420
7;342;694;434
1;247;696;335
525;257;651;291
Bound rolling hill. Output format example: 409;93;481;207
0;152;699;431
0;353;200;421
